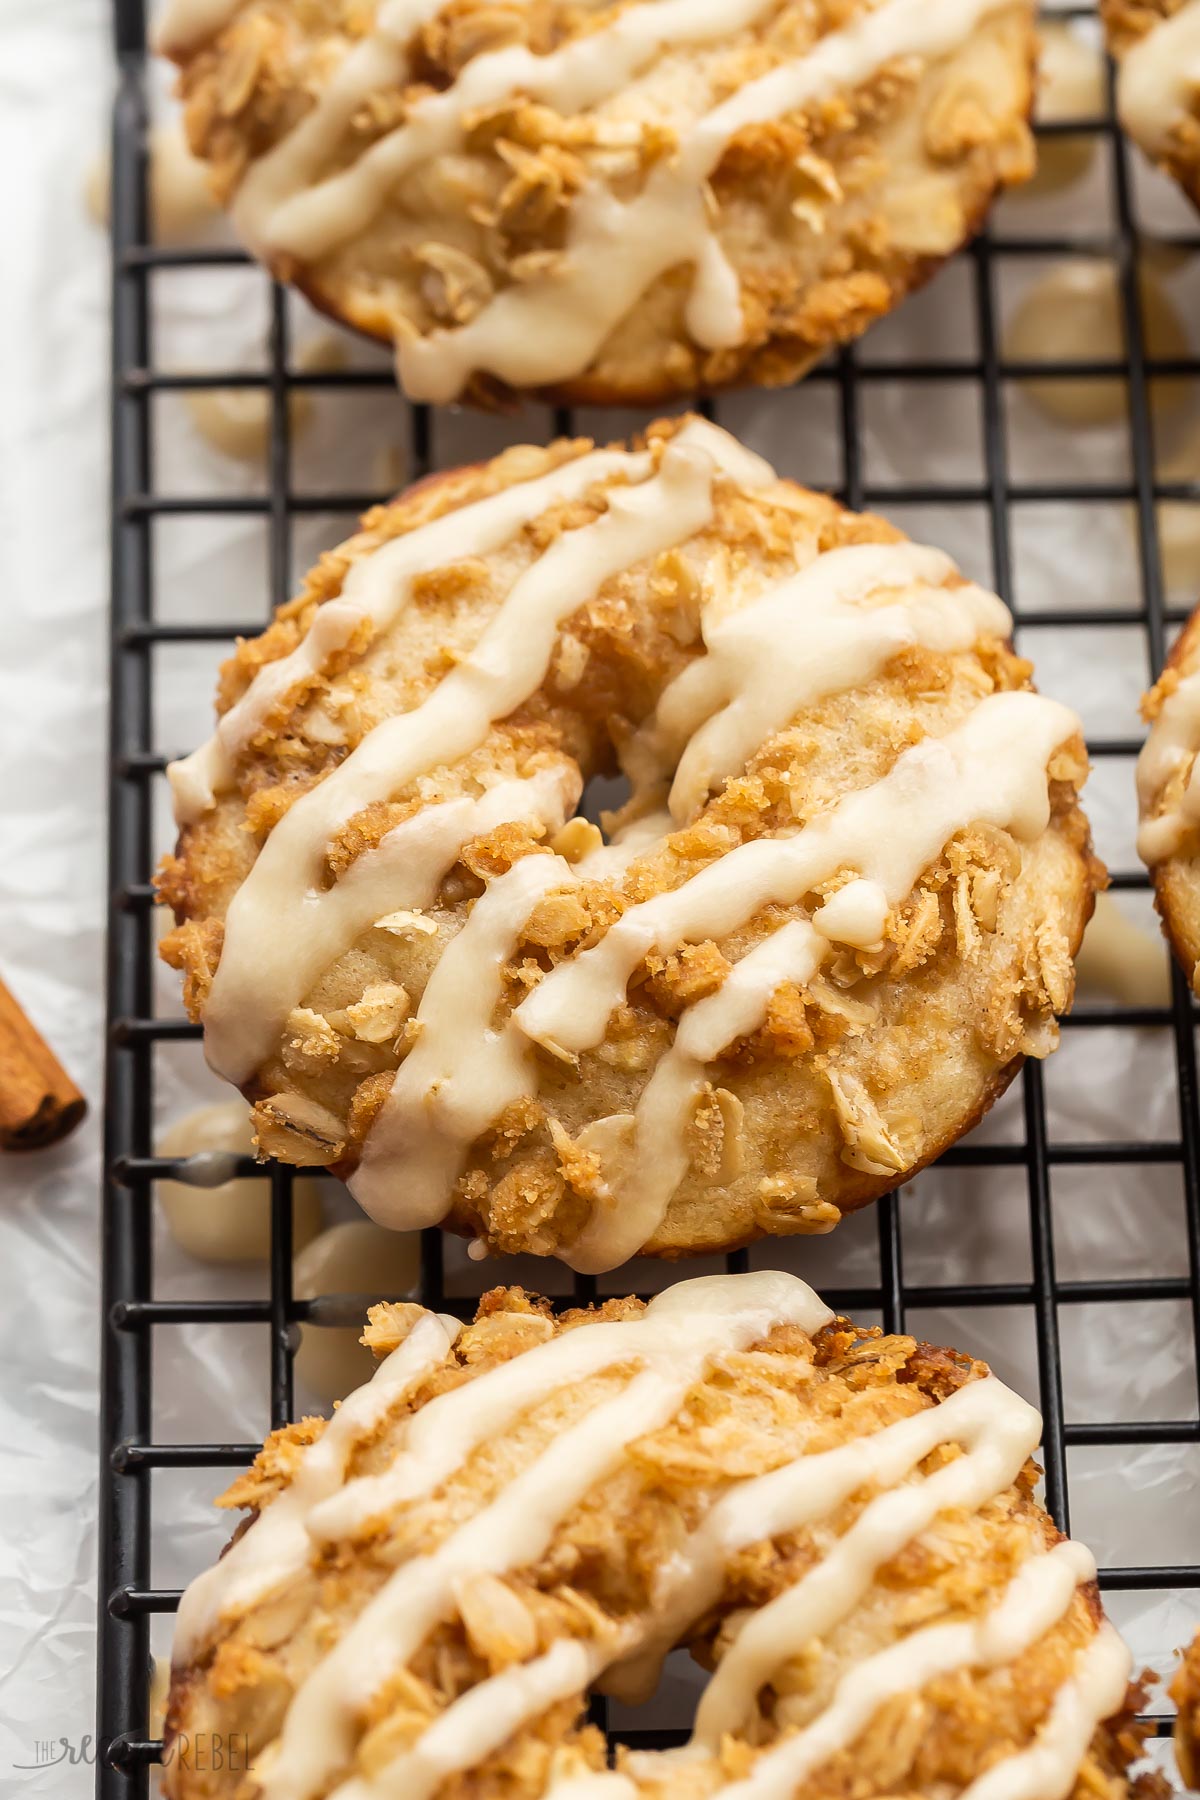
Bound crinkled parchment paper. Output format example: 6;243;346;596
1;1;1197;1789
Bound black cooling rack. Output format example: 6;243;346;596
98;0;1200;1790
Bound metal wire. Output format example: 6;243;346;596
98;0;1200;1789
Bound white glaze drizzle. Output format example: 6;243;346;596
304;1270;825;1548
955;1625;1131;1800
627;1393;1121;1800
207;768;577;1090
332;1638;610;1800
204;425;765;1085
1118;0;1200;158
708;1545;1116;1800
189;0;1015;399
641;541;1012;823
167;442;656;825
561;690;1074;1268
473;1472;1116;1800
349;1531;1108;1800
1136;665;1200;864
689;1375;1042;1743
563;918;825;1273
605;1374;1032;1708
227;0;449;254
547;1607;1125;1800
394;0;1013;401
349;853;576;1226
350;687;1078;1261
234;0;781;267
182;410;1078;1270
251;1271;832;1800
516;689;1078;1065
172;1310;460;1662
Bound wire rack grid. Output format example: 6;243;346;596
99;0;1200;1791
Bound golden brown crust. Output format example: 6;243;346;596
163;0;1037;408
1139;605;1200;989
162;1288;1156;1800
1101;0;1200;211
158;417;1100;1264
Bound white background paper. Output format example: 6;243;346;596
2;1;1199;1792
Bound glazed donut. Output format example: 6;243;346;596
1102;1;1200;210
157;416;1098;1270
154;0;1036;408
161;1270;1151;1800
1135;605;1200;988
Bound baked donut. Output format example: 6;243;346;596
1135;606;1200;987
157;416;1099;1270
154;0;1037;408
1102;1;1200;209
161;1270;1155;1800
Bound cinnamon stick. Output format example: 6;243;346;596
0;975;87;1151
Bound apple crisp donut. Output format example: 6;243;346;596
154;0;1036;408
1135;605;1200;988
161;1271;1156;1800
1102;1;1200;210
157;416;1098;1270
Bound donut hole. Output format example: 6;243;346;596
604;1645;709;1737
578;770;633;834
